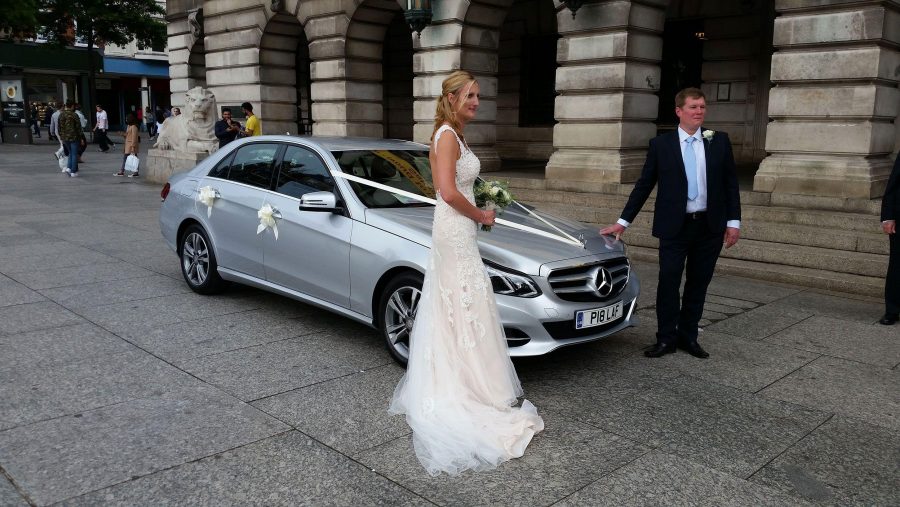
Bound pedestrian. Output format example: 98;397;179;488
74;104;88;162
50;106;62;145
172;107;181;117
115;113;140;178
155;106;166;139
58;101;83;177
145;106;155;136
30;103;41;138
879;155;899;325
214;108;241;148
44;104;54;139
241;102;261;137
600;87;741;359
94;104;113;152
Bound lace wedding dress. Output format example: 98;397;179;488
389;124;544;476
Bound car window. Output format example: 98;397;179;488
226;143;279;189
332;150;434;208
208;151;234;179
274;145;335;199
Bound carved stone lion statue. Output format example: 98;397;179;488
153;86;219;154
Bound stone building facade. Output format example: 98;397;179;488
165;0;899;200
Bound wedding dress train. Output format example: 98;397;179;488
389;124;544;476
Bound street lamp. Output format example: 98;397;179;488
405;0;432;36
561;0;584;17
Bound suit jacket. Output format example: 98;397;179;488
882;156;900;222
620;129;741;240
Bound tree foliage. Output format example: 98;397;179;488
1;0;166;50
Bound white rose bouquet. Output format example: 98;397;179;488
474;180;513;232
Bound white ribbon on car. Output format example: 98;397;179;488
257;204;279;240
197;186;217;218
331;172;584;248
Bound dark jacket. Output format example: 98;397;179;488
58;110;83;142
215;119;241;148
882;156;900;222
620;129;741;239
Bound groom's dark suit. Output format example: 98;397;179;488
619;128;741;347
881;156;900;319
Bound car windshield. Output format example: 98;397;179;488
332;150;436;208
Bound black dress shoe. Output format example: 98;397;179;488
678;341;710;359
644;343;676;358
879;314;899;325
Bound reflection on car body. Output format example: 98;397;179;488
159;135;640;365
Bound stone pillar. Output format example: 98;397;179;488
547;0;667;183
754;0;900;199
413;2;502;172
166;3;206;108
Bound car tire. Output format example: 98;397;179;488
179;224;226;295
378;271;424;366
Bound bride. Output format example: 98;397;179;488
389;70;544;476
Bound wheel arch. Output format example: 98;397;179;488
370;266;424;329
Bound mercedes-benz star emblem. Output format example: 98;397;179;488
595;267;613;297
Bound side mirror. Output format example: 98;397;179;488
299;191;340;212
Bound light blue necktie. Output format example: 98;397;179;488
684;136;698;201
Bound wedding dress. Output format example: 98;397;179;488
389;124;544;476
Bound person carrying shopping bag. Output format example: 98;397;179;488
115;113;140;177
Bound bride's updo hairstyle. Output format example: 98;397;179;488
431;70;476;144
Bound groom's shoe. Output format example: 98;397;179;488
678;341;709;359
879;313;899;325
644;343;676;358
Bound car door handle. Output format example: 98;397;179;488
271;208;283;220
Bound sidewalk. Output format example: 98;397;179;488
0;141;897;506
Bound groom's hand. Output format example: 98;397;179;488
724;227;740;248
600;223;626;241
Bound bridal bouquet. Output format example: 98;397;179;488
474;180;513;232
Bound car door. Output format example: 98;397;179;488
201;142;281;280
262;143;352;307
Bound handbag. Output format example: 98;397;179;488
125;154;140;174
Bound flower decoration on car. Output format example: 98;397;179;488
702;129;715;143
197;186;217;217
257;204;279;240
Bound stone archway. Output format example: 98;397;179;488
382;11;414;140
259;12;311;135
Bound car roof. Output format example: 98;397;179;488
245;135;428;152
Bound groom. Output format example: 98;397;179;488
601;87;741;358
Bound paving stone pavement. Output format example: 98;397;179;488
0;142;897;506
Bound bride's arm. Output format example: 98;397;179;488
432;134;495;226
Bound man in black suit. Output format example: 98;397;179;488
601;87;741;358
880;155;899;325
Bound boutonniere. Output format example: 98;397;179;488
702;130;715;143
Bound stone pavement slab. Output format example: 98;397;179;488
557;451;812;507
707;275;804;303
0;274;45;307
179;333;391;401
0;300;86;336
253;365;409;456
3;261;156;290
763;316;900;368
355;411;648;507
118;308;322;365
0;383;288;506
0;322;133;371
750;416;900;506
65;431;429;507
551;375;830;478
0;241;118;273
776;291;883;324
705;303;814;340
759;357;900;430
0;348;194;430
0;475;27;507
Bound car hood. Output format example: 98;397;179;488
364;205;626;276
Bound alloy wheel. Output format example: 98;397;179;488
383;285;421;362
182;232;210;287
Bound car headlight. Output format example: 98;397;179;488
484;262;541;298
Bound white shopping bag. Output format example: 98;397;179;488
58;154;68;172
124;154;140;174
55;145;65;160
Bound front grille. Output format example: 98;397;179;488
543;301;633;340
547;257;630;302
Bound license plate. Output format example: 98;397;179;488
575;301;624;329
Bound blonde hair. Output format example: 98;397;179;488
431;70;476;144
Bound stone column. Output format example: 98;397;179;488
412;2;501;172
754;0;900;199
166;3;207;108
547;0;667;183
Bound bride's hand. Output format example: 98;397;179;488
480;209;496;226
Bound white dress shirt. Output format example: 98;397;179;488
96;110;108;130
618;127;740;229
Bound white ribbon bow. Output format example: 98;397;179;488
256;204;279;240
197;186;217;218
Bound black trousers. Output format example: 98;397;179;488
655;214;724;346
887;232;899;316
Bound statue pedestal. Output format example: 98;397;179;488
145;149;208;184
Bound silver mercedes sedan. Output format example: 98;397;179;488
159;135;640;364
